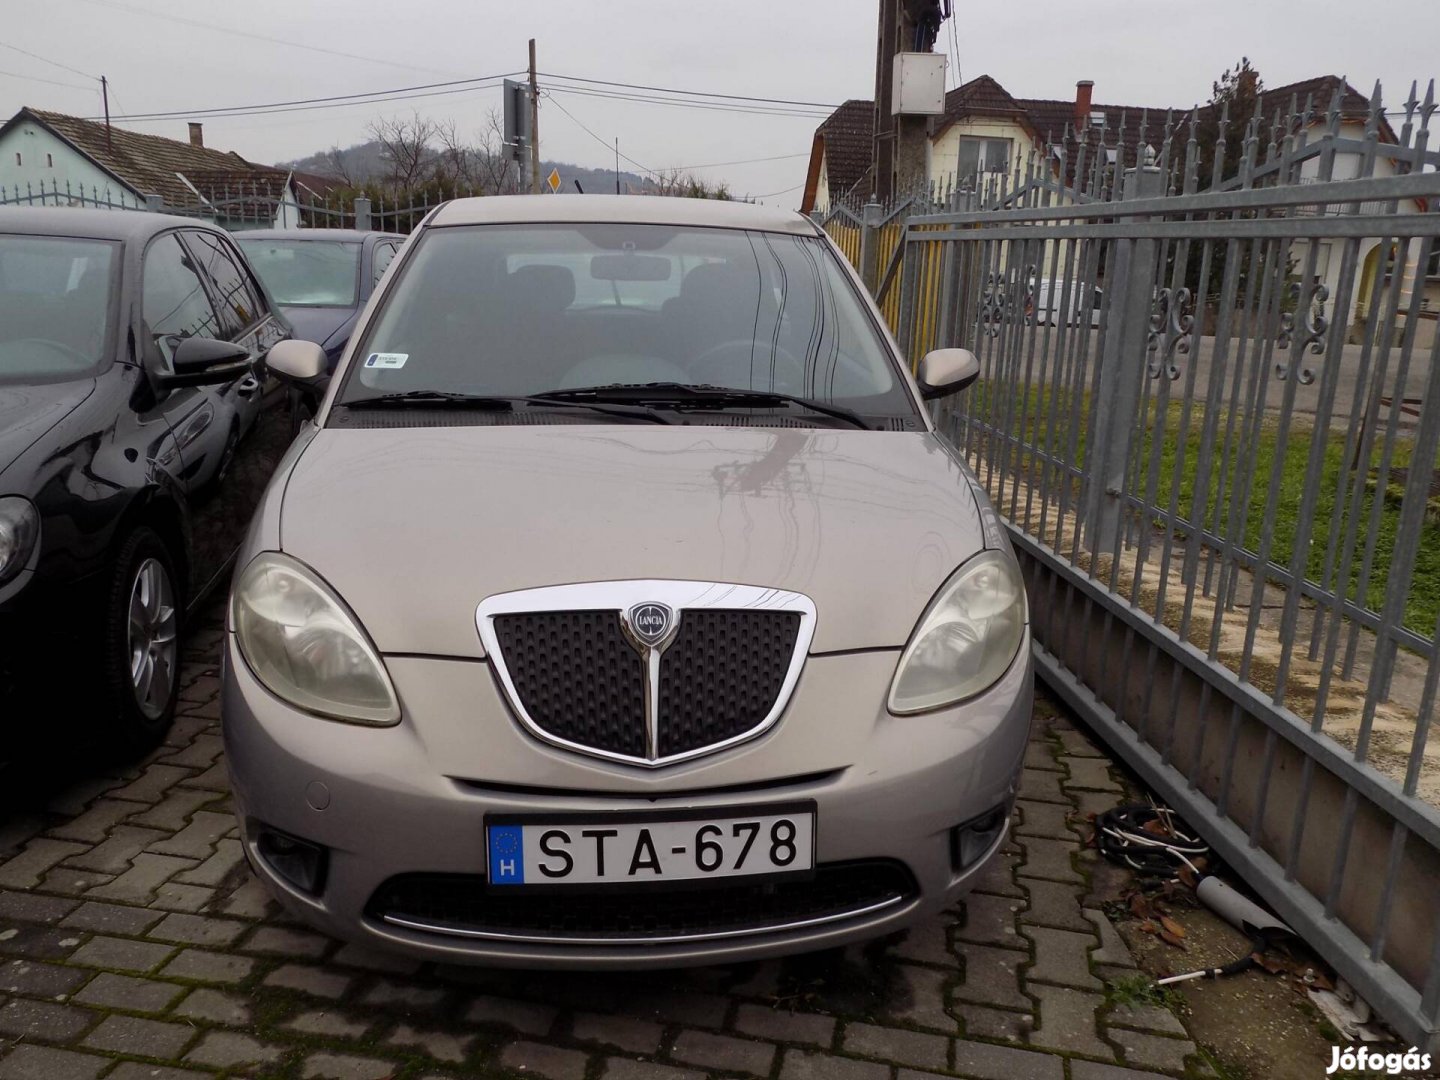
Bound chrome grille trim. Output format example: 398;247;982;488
476;581;816;768
378;894;907;946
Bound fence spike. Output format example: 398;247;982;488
1366;80;1383;137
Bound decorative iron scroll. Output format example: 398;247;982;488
1275;281;1328;385
1146;287;1194;380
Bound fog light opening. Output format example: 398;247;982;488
257;826;329;896
951;803;1009;873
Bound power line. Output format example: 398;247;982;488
660;152;811;171
91;73;523;123
542;92;660;179
749;182;805;199
539;72;841;110
544;84;829;120
67;0;462;77
0;67;96;93
0;42;97;81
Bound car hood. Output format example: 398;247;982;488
278;424;985;657
0;378;95;479
277;306;355;351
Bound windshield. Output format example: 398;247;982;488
0;234;117;383
235;238;359;307
336;223;916;424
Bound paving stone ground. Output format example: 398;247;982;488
0;608;1214;1079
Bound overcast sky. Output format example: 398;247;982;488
3;0;1436;207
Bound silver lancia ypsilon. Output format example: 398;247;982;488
225;195;1032;967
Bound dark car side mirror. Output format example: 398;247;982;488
159;338;253;388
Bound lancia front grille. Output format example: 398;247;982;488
477;582;815;767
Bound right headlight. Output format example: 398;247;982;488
232;552;399;725
0;496;40;586
888;550;1028;715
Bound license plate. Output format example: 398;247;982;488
485;803;816;887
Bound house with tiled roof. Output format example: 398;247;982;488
0;107;304;229
801;99;876;214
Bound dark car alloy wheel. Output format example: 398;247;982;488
103;527;182;747
128;555;177;719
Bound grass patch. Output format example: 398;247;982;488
956;377;1440;636
1104;972;1185;1012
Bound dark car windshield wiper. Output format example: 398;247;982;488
532;383;872;431
338;390;671;424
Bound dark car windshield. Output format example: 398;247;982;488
336;223;916;423
0;234;117;384
235;238;359;307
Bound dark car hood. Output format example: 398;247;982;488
0;378;95;478
278;306;356;351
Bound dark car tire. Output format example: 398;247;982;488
100;527;182;752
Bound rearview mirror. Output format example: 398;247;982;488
159;337;252;388
267;340;327;382
917;348;981;400
590;253;671;282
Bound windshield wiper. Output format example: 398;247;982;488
533;383;872;431
339;389;672;424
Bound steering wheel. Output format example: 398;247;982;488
686;338;806;393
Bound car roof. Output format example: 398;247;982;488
430;195;818;236
0;206;221;242
235;228;402;242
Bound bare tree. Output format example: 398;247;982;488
647;169;732;200
368;113;438;190
317;145;356;186
468;109;523;196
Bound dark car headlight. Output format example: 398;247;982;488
0;497;39;586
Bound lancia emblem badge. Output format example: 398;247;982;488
626;602;676;649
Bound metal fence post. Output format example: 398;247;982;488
859;199;883;294
1081;152;1164;557
354;196;372;232
144;194;163;212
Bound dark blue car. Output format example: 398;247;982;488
234;229;403;426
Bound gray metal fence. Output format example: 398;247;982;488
0;178;477;234
866;82;1440;1049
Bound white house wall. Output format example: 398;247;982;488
0;121;141;204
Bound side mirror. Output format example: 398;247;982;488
160;337;252;388
917;348;981;400
267;340;328;382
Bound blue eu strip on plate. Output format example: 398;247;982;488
487;825;525;885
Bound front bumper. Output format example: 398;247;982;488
221;630;1032;968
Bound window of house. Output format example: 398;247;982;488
956;137;1013;182
13;153;20;167
46;153;53;168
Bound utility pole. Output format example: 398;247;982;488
615;138;620;194
528;39;541;195
873;0;945;201
101;75;112;152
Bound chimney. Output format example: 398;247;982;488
188;122;203;148
1074;80;1094;130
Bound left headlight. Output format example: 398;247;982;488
232;552;399;725
0;496;40;586
888;550;1028;715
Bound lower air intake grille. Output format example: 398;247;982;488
368;860;916;944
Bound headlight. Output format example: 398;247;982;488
232;552;399;724
888;550;1027;714
0;497;40;586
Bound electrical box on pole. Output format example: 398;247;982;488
503;78;530;163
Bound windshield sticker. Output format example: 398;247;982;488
364;352;408;370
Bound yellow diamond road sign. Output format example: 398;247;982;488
546;168;562;193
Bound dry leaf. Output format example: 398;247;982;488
1129;894;1155;919
1158;928;1188;949
1142;819;1173;838
1137;920;1160;935
1159;916;1186;939
1177;866;1198;889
